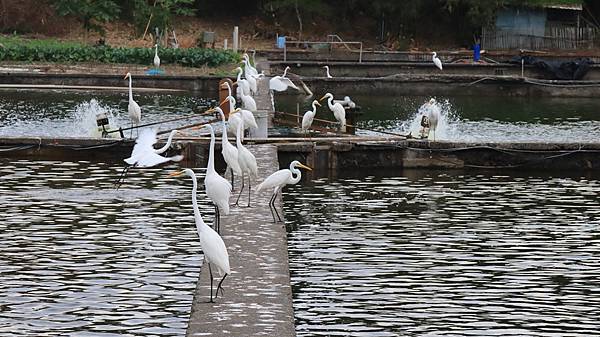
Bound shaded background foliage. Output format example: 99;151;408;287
0;0;597;48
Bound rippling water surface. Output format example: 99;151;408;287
0;159;216;336
284;170;600;336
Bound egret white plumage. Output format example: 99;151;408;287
168;168;230;303
323;65;333;78
269;66;299;92
153;44;160;68
204;124;232;234
116;128;183;188
209;107;242;190
320;93;346;130
242;57;258;94
242;53;259;77
235;67;251;97
235;121;258;207
432;52;443;70
301;100;321;135
425;98;440;141
333;96;356;109
238;89;257;112
124;72;141;138
257;160;312;222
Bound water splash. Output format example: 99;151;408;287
404;98;457;140
73;99;120;137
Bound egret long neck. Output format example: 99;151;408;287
237;69;243;81
290;165;302;184
283;68;288;77
128;76;133;102
219;112;229;143
327;96;334;110
312;101;318;113
208;128;216;174
156;131;175;153
236;121;243;147
190;172;208;233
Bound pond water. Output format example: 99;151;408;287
284;169;600;336
276;95;600;142
0;158;217;336
0;90;215;138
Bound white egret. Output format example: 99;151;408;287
235;120;258;207
425;98;440;141
153;44;160;69
169;169;230;303
269;66;299;92
235;67;251;97
208;107;242;190
432;52;443;70
301;100;321;135
320;93;346;130
222;96;257;134
124;72;141;138
204;124;232;234
242;57;258;94
243;52;259;76
238;89;257;112
323;65;333;78
256;160;312;222
116;128;183;188
333;96;356;109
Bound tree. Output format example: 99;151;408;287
53;0;120;35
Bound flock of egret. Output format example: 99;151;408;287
115;48;445;302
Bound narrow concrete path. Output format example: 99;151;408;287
186;144;295;337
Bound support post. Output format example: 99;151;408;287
233;26;239;53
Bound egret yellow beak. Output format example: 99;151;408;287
315;101;322;107
168;170;185;178
218;98;230;107
232;81;238;85
319;95;327;102
297;163;313;171
201;108;216;115
231;108;241;113
123;74;129;79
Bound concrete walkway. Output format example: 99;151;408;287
186;144;296;337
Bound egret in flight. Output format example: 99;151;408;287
235;121;258;207
257;160;312;222
269;66;299;92
432;52;443;70
116;129;183;188
153;44;160;69
320;93;346;131
204;124;232;234
169;169;230;303
301;100;321;135
124;72;141;138
323;65;333;78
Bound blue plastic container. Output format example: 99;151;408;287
277;36;286;49
473;43;481;62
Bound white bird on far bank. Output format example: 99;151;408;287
204;124;232;234
168;168;230;303
269;66;299;92
124;72;141;138
153;44;160;68
320;93;346;130
432;52;443;70
256;160;312;222
301;100;321;135
323;65;333;78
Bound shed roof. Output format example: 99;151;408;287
511;0;583;11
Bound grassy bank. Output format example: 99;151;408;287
0;36;240;68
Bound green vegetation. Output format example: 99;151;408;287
53;0;120;35
0;36;240;67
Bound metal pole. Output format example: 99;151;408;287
284;42;287;62
359;43;363;63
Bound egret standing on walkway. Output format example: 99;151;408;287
124;72;141;138
257;160;312;222
235;121;258;207
320;93;346;130
210;107;242;190
204;124;232;234
301;100;321;135
169;169;230;303
432;52;443;70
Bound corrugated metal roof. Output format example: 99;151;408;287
544;4;583;10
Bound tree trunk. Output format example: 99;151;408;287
294;0;302;41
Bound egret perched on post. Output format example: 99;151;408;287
204;124;232;234
235;121;258;207
432;52;443;70
168;169;230;303
269;66;299;92
116;129;183;188
256;160;312;222
124;72;141;138
153;44;160;69
320;93;346;130
301;100;321;135
323;65;333;78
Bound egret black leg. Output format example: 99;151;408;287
268;193;277;222
235;174;245;206
215;273;228;299
115;166;131;190
214;204;220;234
247;180;252;207
230;168;235;191
272;192;282;222
208;263;214;303
130;122;134;139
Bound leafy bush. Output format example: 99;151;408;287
0;37;240;67
53;0;121;35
